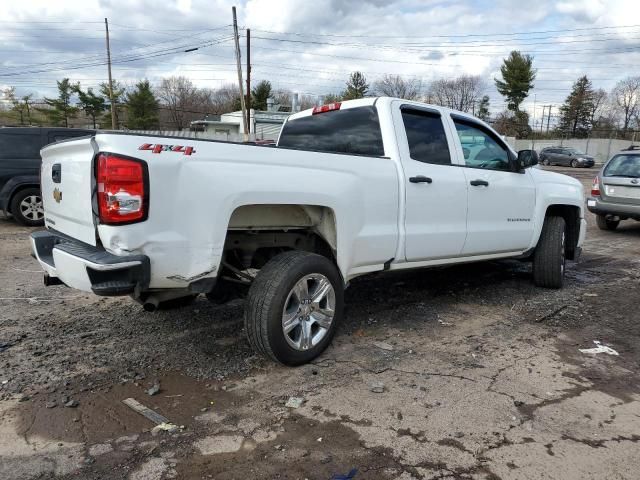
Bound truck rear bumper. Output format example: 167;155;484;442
30;230;150;296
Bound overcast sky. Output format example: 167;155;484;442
1;0;639;123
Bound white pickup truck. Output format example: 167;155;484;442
31;97;586;365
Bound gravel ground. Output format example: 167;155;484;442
0;166;639;480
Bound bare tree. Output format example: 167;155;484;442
373;74;422;100
589;88;608;128
429;75;485;113
209;84;241;114
611;76;640;132
156;76;203;129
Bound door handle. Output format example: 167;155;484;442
52;163;61;183
409;175;433;184
470;179;489;187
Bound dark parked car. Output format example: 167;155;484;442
539;146;595;168
0;127;94;226
587;148;640;230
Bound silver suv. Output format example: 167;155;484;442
587;147;640;230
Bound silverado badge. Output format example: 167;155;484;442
53;188;62;203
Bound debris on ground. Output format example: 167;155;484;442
369;382;385;393
438;319;454;327
122;397;170;425
331;468;358;480
151;422;180;436
579;340;619;356
373;341;394;351
285;396;305;409
146;380;161;396
64;399;79;408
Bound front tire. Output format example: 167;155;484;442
570;159;578;168
245;251;343;365
596;214;619;231
533;216;566;289
10;187;44;226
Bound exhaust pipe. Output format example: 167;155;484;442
142;297;159;312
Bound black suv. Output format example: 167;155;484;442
539;146;595;168
0;127;94;226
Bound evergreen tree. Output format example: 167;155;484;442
125;80;159;129
494;51;536;112
558;75;595;138
100;80;126;128
476;95;490;121
39;78;78;127
251;80;272;110
74;86;106;129
342;72;369;100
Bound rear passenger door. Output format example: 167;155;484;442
394;105;468;261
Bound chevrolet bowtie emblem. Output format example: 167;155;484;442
53;187;62;203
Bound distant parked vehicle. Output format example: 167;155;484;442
539;146;595;168
0;127;94;226
587;148;640;230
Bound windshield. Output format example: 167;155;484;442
603;154;640;178
566;148;586;155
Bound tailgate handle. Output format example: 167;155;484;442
52;164;61;183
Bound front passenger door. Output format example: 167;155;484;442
450;117;536;256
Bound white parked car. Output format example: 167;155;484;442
31;97;586;365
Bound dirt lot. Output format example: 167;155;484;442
1;166;639;480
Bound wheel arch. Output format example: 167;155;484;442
0;176;40;213
542;204;581;260
223;203;341;273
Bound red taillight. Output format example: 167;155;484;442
96;153;148;224
591;176;600;196
312;102;341;115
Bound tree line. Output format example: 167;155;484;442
2;49;639;138
0;77;316;131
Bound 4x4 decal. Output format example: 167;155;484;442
138;143;195;155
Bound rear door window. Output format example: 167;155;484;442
0;132;42;158
278;106;384;156
401;109;451;165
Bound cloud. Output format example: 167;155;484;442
0;0;637;114
556;0;606;22
421;51;445;61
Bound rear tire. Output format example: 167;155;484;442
596;214;619;231
245;251;343;366
10;187;44;227
533;216;566;289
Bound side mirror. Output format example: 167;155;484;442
517;149;539;169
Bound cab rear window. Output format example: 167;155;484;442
603;154;640;177
278;106;384;157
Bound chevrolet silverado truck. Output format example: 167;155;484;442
31;97;586;365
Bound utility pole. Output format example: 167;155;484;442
232;6;248;140
546;105;552;134
104;18;117;130
540;105;546;133
246;28;251;133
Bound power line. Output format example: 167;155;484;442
250;23;640;39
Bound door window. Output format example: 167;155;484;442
0;133;42;158
401;109;451;165
452;119;511;171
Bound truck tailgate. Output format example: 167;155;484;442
40;137;96;246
